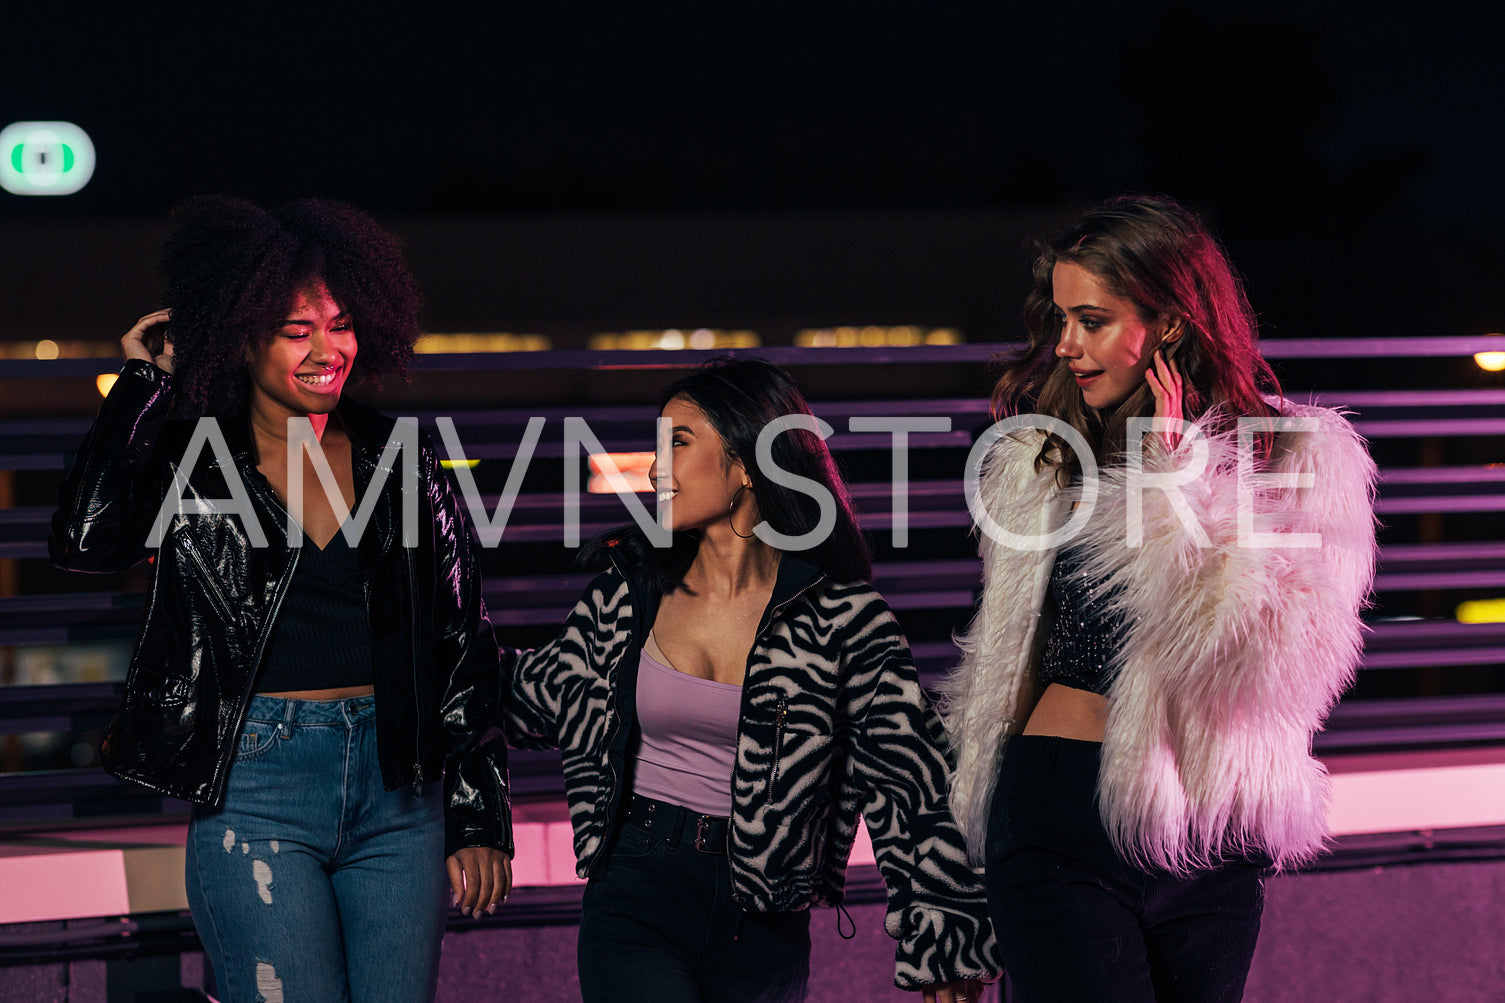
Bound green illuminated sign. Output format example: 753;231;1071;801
0;122;96;196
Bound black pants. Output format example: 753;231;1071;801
577;802;811;1003
985;736;1267;1003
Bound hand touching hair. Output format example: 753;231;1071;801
157;195;422;416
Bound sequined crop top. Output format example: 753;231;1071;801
1036;544;1124;696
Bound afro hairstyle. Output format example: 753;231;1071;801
157;194;422;416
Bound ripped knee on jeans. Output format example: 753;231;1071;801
255;960;285;1003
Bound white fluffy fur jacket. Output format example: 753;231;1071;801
940;402;1377;873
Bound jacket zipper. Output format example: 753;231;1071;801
767;696;789;804
339;449;414;795
213;527;300;806
592;551;638;868
178;536;239;626
408;544;424;795
732;573;824;814
715;572;826;872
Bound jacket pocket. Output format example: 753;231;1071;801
235;717;283;762
175;534;241;628
764;728;833;810
125;661;193;708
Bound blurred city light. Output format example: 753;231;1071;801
795;325;962;348
588;329;759;351
0;122;96;195
1474;334;1505;372
413;332;551;353
588;452;654;493
1456;598;1505;624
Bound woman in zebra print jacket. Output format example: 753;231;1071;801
499;358;996;1002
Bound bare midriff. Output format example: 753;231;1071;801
259;685;375;701
1020;682;1108;742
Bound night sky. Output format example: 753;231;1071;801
3;3;1503;336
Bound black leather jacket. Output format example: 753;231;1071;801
50;360;512;857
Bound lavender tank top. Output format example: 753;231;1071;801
630;647;742;816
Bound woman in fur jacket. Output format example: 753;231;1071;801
940;195;1377;1002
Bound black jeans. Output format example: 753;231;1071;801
577;801;811;1003
985;736;1267;1003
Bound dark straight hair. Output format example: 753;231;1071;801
582;356;871;591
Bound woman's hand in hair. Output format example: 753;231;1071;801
447;846;513;917
120;309;175;375
1145;348;1183;451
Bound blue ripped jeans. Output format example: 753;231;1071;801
185;695;448;1003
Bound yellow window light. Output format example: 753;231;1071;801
413;333;552;354
438;459;482;470
795;326;963;348
2;340;132;361
588;329;760;351
1456;598;1505;624
1475;333;1505;372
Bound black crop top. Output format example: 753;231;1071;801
254;528;375;693
1035;544;1124;696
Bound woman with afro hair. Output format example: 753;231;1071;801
51;195;512;1002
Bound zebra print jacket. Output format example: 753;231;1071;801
498;551;997;989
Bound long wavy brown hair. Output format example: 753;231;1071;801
992;195;1282;480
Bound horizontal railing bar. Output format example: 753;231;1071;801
5;466;1505;524
1360;647;1505;669
1322;389;1505;407
5;588;1505;659
1351;418;1505;437
5;336;1505;381
1373;571;1505;591
1259;337;1505;358
1379;467;1505;485
7;383;1503;438
1325;692;1505;720
6;689;1505;769
1312;723;1505;749
4;540;1503;623
1380;541;1505;561
1375;496;1505;514
1363;619;1505;644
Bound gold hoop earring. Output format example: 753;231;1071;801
729;484;756;539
